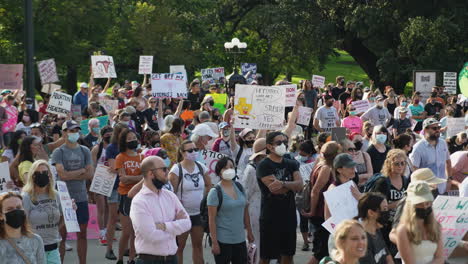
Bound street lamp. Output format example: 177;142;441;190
224;38;248;53
224;38;247;96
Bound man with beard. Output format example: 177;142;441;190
410;118;453;194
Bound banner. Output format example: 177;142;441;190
201;150;227;184
151;73;187;98
241;63;257;84
443;72;457;95
138;56;153;74
233;85;285;130
323;181;359;233
0;162;11;193
41;83;61;94
414;71;436;102
46;91;72;115
282;84;297;107
433;195;468;258
312;75;325;88
56;181;80;233
91;55;117;78
0;64;23;90
80;115;109;136
100;100;118;116
351;100;371;114
201;67;225;84
37;58;59;84
90;165;117;197
446;117;465;138
297;106;313;126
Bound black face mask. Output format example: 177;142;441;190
34;171;50;187
340;81;345;86
4;209;26;229
415;207;433;221
354;141;363;151
209;101;214;106
376;210;390;226
103;136;111;143
152;178;165;190
245;140;255;148
127;140;139;150
326;102;333;107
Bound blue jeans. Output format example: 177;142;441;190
45;248;61;264
135;256;177;264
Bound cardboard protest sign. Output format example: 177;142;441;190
37;58;59;84
46;91;72;115
351;100;371;114
90;165;117;197
0;64;23;90
100;100;118;116
201;67;225;84
312;75;325;88
331;127;347;142
282;84;297;107
323;181;359;233
210;93;228;114
80;115;109;136
233;85;285;130
169;65;187;83
433;195;468;258
443;72;457;95
0;162;11;193
446;117;465;138
201;150;227;184
56;181;80;233
41;83;61;94
414;71;436;102
151;73;187;98
71;105;82;120
241;63;257;84
138;56;153;74
297;106;313;126
67;204;100;240
91;55;117;78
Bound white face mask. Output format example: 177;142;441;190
274;144;287;157
222;169;236;180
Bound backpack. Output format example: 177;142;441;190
295;180;312;212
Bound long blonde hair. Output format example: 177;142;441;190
381;149;406;176
400;200;441;244
22;160;57;203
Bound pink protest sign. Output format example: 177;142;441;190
66;204;100;240
351;100;370;114
0;64;23;90
2;105;18;133
283;84;297;107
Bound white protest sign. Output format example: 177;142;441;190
91;55;117;78
138;56;153;74
41;83;61;94
312;75;325;88
151;73;187;98
299;162;315;182
351;100;371;114
0;162;11;193
201;67;225;84
46;91;72;115
433;195;468;259
282;84;297;107
37;58;59;84
100;100;119;116
201;150;227;184
0;64;23;90
322;216;339;234
90;165;117;197
323;181;358;231
233;85;285;130
169;65;187;83
241;63;257;84
443;72;457;95
56;181;80;233
446;117;465;138
297;106;313;126
414;71;436;102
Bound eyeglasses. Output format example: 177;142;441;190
393;161;406;167
152;167;168;173
428;126;441;131
347;148;357;152
274;140;288;146
150;101;157;104
184;148;198;153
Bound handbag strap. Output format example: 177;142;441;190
6;238;31;264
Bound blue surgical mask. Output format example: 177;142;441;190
92;127;100;134
376;134;387;144
164;158;171;167
68;132;80;143
296;155;309;163
401;102;407;107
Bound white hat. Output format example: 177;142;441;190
80;82;89;88
410;168;446;185
192;123;217;138
406;181;434;205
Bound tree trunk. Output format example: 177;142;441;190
286;72;293;82
65;65;77;96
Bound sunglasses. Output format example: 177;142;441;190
428;126;441;131
347;148;357;152
393;161;406;167
150;101;157;104
274;140;288;146
184;148;198;153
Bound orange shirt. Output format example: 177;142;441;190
115;152;144;195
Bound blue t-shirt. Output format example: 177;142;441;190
73;91;88;110
105;143;120;190
207;183;247;244
409;104;424;122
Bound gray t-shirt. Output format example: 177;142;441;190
0;234;45;264
314;106;339;131
361;106;391;126
51;144;92;202
22;192;62;246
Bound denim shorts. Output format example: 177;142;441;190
75;201;89;225
45;248;61;264
108;189;119;204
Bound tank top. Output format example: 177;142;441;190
97;145;109;167
311;164;333;218
387;102;396;115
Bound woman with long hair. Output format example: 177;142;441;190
160;117;185;164
366;125;390;174
18;136;45;185
393;133;416;178
16;108;38;135
22;160;63;263
1;130;26;164
0;192;45;263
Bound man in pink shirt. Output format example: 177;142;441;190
130;156;191;264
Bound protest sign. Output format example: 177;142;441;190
233;85;285;130
443;72;457;95
169;65;187;83
210;93;228;114
322;217;339;234
91;55;117;78
2;105;18;133
90;165;117;197
46;91;72;115
0;162;11;193
446;117;465;138
241;63;257;84
100;100;118;116
67;204;99;240
414;71;436;102
151;73;187;98
37;58;59;84
351;100;371;114
282;84;297;107
80;115;109;136
0;64;23;90
201;67;225;84
297;106;313;126
312;75;325;88
331;127;347;142
323;181;359;233
433;195;468;258
201;150;227;184
56;181;80;233
41;83;61;94
71;105;82;120
138;56;153;74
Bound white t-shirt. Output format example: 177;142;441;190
15;122;32;135
233;145;253;177
170;162;209;215
314;106;339;131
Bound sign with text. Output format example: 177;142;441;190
56;181;80;233
151;73;187;98
0;64;23;90
312;75;325;88
282;84;297;107
46;91;72;115
80;115;109;136
241;63;257;84
0;162;11;193
100;100;118;116
91;55;117;78
233;85;285;130
201;67;225;84
351;100;371;114
414;71;436;102
433;195;468;259
41;83;61;94
90;165;117;197
169;65;187;84
297;106;313;126
446;117;465;138
323;181;359;233
138;56;153;74
71;105;82;120
37;58;59;84
443;72;457;95
201;150;227;184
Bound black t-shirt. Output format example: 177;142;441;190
83;133;99;149
338;91;351;108
424;102;443;116
393;118;412;135
188;92;202;110
142;108;159;131
447;136;467;154
331;87;345;100
366;145;389;174
372;175;408;222
256;157;299;227
359;230;390;264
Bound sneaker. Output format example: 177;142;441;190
302;243;310;251
65;243;73;251
99;237;107;246
105;250;117;260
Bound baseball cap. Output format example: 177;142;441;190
376;95;384;101
410;168;446;185
62;120;81;131
249;138;267;161
333;153;357;169
218;122;230;129
239;128;254;138
79;82;88;88
423;118;440;129
406;181;434;204
192;123;218;138
1;90;12;95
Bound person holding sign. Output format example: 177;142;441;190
394;181;444;264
